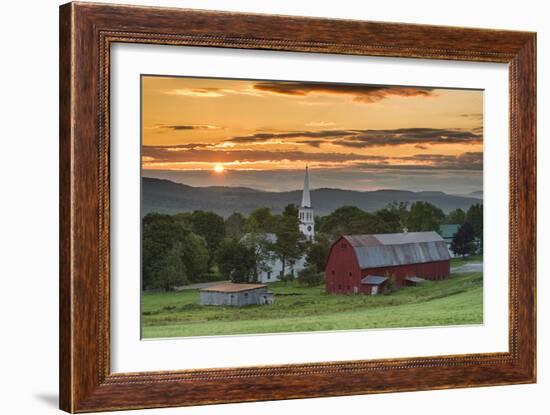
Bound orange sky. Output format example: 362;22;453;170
141;75;483;186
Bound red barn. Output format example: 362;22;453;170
325;231;451;295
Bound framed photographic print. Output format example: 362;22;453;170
59;2;536;412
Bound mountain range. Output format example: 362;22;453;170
142;178;482;217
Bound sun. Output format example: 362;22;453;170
213;164;225;173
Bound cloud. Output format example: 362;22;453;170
164;87;261;98
306;121;336;127
142;147;386;164
224;127;482;148
252;82;436;103
163;124;222;131
227;130;352;144
384;152;483;170
459;113;483;119
165;88;227;97
331;128;482;148
161;81;437;104
142;145;483;171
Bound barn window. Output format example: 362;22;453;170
244;292;249;297
349;272;352;277
267;271;271;280
341;243;347;248
331;270;335;275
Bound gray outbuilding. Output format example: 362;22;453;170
199;283;274;307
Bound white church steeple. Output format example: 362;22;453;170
301;165;311;208
298;165;315;241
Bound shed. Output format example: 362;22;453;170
199;283;274;306
360;275;388;295
325;231;451;295
404;276;425;286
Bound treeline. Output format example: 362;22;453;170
142;201;483;290
447;204;483;256
142;206;309;290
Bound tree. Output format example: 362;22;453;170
142;213;210;289
246;207;276;233
386;201;410;227
318;206;388;238
240;231;275;282
180;233;209;282
142;213;187;290
225;212;246;240
297;266;323;287
406;201;445;232
466;204;483;238
450;222;476;257
215;239;256;283
187;211;226;266
375;207;404;233
305;234;331;273
174;211;224;253
172;212;194;231
466;204;483;253
272;204;306;278
150;243;187;291
282;203;299;218
445;208;466;225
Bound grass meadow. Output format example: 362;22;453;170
141;264;483;339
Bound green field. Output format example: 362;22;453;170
142;269;483;338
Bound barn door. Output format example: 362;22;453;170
371;286;379;295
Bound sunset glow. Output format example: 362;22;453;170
141;75;483;193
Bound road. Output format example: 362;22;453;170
451;262;483;273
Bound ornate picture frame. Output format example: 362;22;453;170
59;2;536;412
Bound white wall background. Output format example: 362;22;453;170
0;0;546;414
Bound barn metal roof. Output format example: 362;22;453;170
342;231;450;269
200;283;267;293
361;275;388;285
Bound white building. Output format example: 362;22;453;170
298;165;315;241
254;166;313;283
254;234;307;283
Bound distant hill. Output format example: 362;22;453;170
467;190;483;199
452;190;483;200
142;178;482;217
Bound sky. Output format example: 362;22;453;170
141;75;483;194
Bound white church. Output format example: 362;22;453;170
254;166;314;283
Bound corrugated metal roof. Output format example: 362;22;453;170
342;231;450;269
344;231;443;246
361;275;388;285
200;283;267;293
